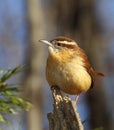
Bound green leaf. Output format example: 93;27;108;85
0;87;22;92
0;70;4;76
9;108;18;115
0;65;26;83
0;65;32;125
0;114;6;123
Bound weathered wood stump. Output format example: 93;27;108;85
47;86;84;130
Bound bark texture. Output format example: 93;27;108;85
47;86;84;130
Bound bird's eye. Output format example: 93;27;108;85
57;43;61;46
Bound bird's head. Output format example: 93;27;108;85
39;36;78;53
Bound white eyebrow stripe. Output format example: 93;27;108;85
58;41;77;45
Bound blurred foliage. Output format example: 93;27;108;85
0;65;31;123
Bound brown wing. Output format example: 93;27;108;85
77;47;104;88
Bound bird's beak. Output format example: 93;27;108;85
39;39;53;47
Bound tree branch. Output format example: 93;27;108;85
47;85;84;130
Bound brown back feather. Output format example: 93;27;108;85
77;47;104;88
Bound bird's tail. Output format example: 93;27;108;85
90;68;104;77
94;71;104;76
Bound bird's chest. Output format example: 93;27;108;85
46;52;91;94
46;56;65;85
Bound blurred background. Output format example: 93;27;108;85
0;0;114;130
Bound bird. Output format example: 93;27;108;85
39;36;104;102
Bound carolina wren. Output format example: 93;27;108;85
39;36;104;100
